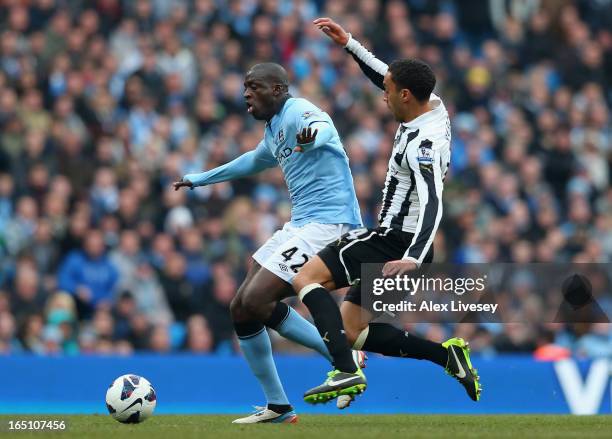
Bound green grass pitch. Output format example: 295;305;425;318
1;415;610;438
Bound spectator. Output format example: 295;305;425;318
131;314;153;346
0;311;21;353
57;229;119;318
149;325;171;353
4;196;38;256
9;260;45;326
184;314;214;353
205;261;237;348
18;313;45;354
158;252;200;321
0;0;608;356
112;291;137;341
44;292;79;355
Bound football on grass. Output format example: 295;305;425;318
105;374;156;423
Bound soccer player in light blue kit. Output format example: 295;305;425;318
173;63;366;423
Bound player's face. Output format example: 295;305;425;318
243;73;275;121
383;72;405;122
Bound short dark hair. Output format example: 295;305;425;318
388;59;436;102
249;62;289;91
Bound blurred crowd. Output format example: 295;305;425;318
0;0;610;358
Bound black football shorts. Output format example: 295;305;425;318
318;227;434;307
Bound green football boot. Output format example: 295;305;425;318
304;368;366;404
442;337;482;401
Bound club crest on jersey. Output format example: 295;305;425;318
302;111;316;119
277;128;285;144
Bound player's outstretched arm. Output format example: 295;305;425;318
173;141;277;190
314;17;387;90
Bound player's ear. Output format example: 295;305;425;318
401;88;413;103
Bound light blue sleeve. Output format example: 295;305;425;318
183;141;277;187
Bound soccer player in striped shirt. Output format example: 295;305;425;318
292;18;481;407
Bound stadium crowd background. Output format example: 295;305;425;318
0;0;610;358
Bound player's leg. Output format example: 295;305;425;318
292;229;376;403
264;302;366;371
293;256;358;374
340;300;372;348
332;296;373;409
345;301;481;401
296;227;479;402
231;270;350;422
342;287;448;365
257;222;352;365
230;223;348;422
338;240;481;401
230;262;298;424
263;301;334;363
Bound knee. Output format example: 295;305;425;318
293;266;318;295
230;293;248;323
344;326;362;348
231;278;276;322
292;271;307;295
239;287;268;320
341;312;368;348
294;257;335;295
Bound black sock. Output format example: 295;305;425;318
300;285;356;373
267;403;292;414
263;302;290;330
361;323;448;367
233;321;265;338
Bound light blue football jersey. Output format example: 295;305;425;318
261;97;362;227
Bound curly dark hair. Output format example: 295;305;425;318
388;59;436;102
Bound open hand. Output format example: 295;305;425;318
382;260;418;277
313;17;350;46
173;179;194;191
294;127;318;153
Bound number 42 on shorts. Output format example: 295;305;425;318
280;247;309;273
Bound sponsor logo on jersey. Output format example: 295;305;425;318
276;147;292;165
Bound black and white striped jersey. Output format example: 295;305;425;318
345;36;451;266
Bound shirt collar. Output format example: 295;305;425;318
401;94;443;129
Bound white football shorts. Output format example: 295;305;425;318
252;222;352;283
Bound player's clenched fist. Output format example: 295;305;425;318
313;17;349;46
